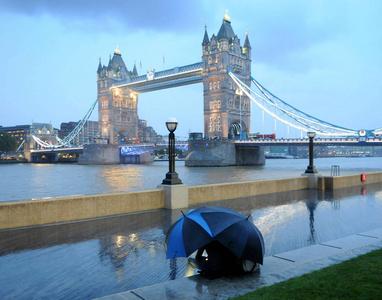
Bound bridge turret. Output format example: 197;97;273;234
132;63;138;76
202;26;210;55
106;48;129;81
202;12;252;139
242;33;251;60
97;48;140;144
97;58;102;74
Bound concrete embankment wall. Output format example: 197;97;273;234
0;177;309;230
188;177;309;205
1;173;382;230
318;172;382;190
0;189;164;230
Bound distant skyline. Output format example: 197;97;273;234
0;0;381;138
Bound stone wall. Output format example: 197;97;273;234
79;144;120;164
2;173;382;230
0;189;164;230
235;145;265;166
185;140;265;167
185;140;236;166
188;177;309;205
318;172;382;190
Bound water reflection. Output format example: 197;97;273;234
305;197;318;244
99;235;129;272
102;166;143;191
169;258;178;280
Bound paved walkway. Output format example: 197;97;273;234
97;228;382;300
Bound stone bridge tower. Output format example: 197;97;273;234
97;48;139;144
202;12;251;139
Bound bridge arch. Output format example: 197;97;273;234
228;121;248;140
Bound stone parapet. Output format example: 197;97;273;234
0;189;164;230
188;177;309;205
2;173;382;230
318;172;382;191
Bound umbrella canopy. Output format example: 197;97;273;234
166;206;265;264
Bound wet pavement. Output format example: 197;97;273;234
1;184;382;299
101;228;382;299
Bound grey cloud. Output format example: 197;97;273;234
229;1;350;71
0;0;204;32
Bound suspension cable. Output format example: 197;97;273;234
229;72;357;136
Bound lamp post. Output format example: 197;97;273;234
162;117;182;185
305;131;317;174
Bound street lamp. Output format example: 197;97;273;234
162;117;182;185
305;131;318;174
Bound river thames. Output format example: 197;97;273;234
0;157;381;202
1;157;382;299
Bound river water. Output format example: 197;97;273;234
0;157;381;202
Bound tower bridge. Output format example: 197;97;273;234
25;12;382;166
97;12;382;145
97;12;251;144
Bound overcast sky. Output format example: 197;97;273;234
0;0;381;137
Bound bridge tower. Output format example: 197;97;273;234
97;48;139;144
202;12;251;139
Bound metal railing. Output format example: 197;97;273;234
331;165;341;176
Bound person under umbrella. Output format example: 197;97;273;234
166;206;264;277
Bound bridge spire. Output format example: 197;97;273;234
202;25;209;45
114;46;121;56
132;63;138;76
223;9;231;23
244;32;251;49
217;11;235;40
97;57;102;74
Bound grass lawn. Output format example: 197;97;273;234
234;248;382;300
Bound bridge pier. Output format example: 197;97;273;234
185;140;265;167
235;144;265;166
30;151;58;163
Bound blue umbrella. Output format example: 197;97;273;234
166;206;265;264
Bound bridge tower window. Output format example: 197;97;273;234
209;115;221;132
101;99;108;109
209;100;221;111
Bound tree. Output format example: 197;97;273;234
0;133;17;152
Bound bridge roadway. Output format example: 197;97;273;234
30;147;84;153
29;147;83;163
235;138;382;147
112;62;203;93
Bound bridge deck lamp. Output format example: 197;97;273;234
305;131;318;174
162;117;182;185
